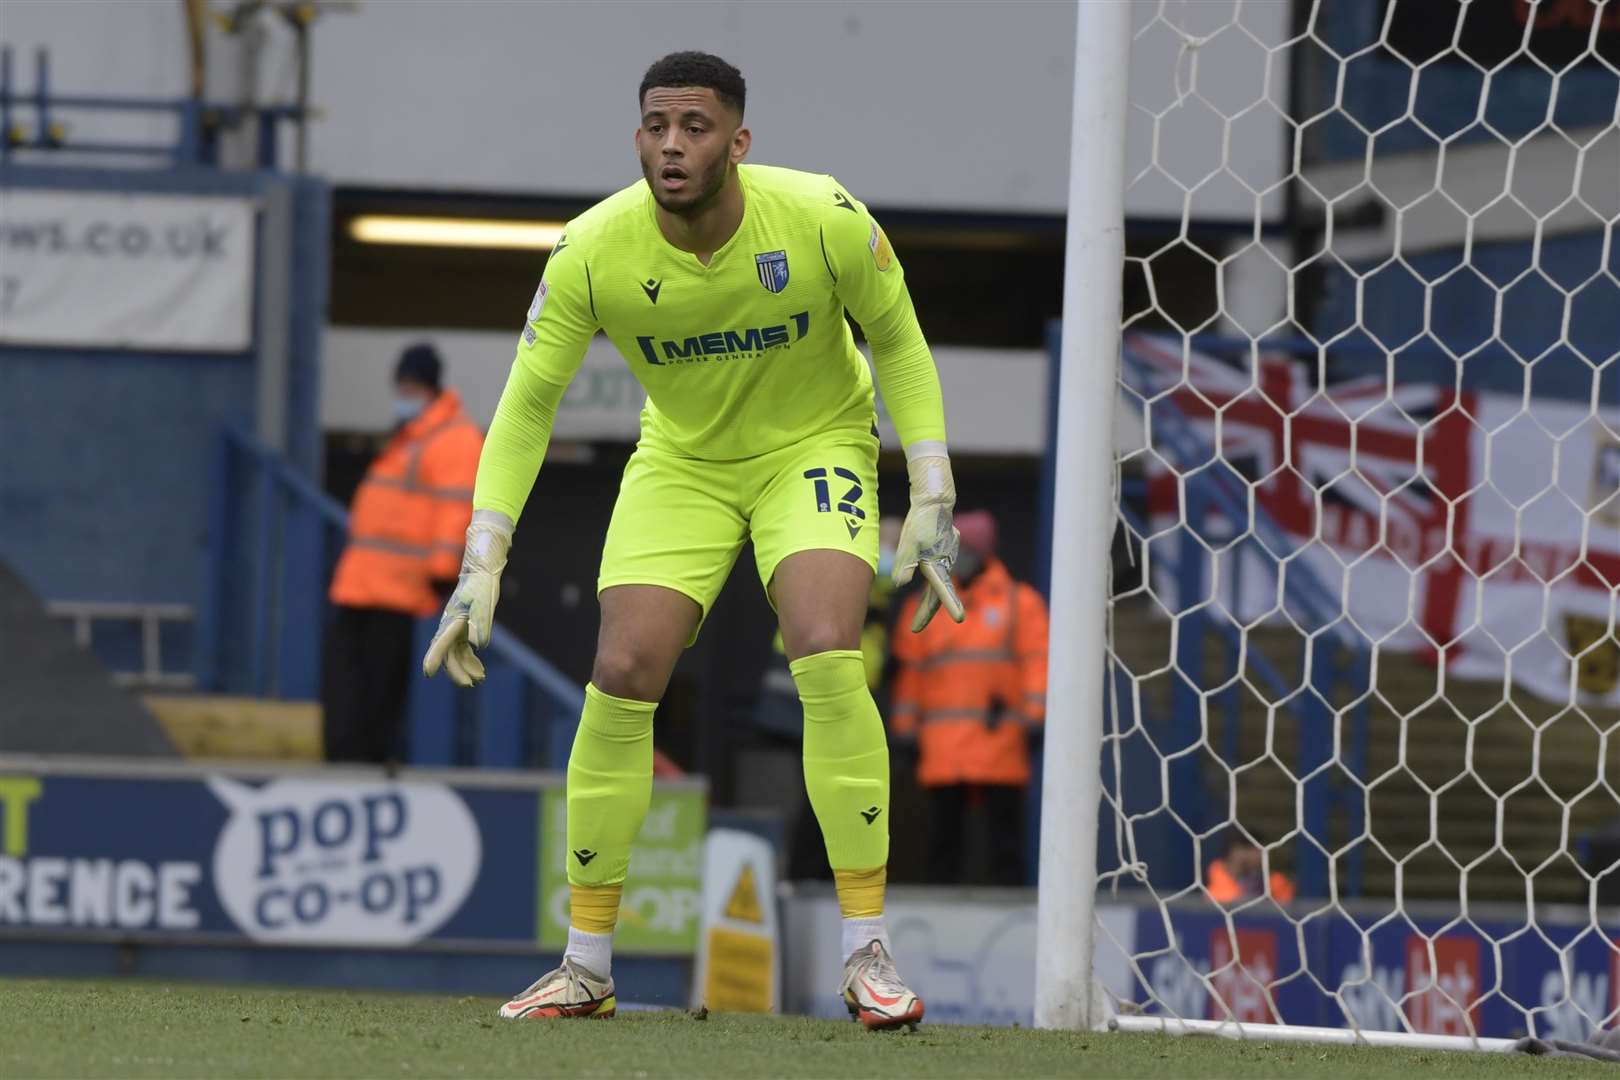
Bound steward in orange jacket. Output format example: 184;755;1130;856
891;510;1048;883
1206;838;1296;906
323;344;483;763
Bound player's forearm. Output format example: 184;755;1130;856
471;363;570;523
865;294;947;449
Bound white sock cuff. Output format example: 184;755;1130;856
564;925;614;978
841;915;891;959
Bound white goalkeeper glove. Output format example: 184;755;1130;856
422;509;514;688
892;443;966;633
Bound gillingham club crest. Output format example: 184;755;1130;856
755;249;789;293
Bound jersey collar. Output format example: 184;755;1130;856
643;165;751;271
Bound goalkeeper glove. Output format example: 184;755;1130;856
892;443;966;632
422;509;514;688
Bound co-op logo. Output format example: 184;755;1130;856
208;777;480;944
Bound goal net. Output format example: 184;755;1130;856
1084;0;1620;1047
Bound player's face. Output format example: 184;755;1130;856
636;87;748;215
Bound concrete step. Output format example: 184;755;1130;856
142;694;322;761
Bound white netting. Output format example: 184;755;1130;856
1098;0;1620;1044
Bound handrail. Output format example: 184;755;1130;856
489;625;586;714
204;427;584;768
0;44;305;166
45;601;197;690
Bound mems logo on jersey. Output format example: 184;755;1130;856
635;311;810;366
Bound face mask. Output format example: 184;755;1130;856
393;395;426;424
877;545;897;577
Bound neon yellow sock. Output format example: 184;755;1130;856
565;683;655;922
792;649;890;874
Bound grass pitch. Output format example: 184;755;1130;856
0;979;1603;1078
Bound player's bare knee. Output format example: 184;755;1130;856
784;623;862;662
590;647;661;702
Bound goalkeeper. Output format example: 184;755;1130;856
424;51;962;1029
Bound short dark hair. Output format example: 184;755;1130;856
639;51;745;117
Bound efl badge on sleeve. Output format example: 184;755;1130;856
868;221;893;272
521;280;549;347
755;250;789;294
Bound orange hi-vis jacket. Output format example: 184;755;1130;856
892;557;1050;787
329;389;484;617
1205;858;1297;905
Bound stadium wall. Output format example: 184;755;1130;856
0;0;1289;220
1315;229;1620;403
1307;0;1620;162
0;166;329;624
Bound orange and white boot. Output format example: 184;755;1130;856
498;958;616;1019
840;940;925;1030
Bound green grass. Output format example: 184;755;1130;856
0;979;1602;1078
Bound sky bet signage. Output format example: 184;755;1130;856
0;765;703;952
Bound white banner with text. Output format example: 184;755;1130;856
0;188;255;351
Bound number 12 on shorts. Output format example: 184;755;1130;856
802;467;866;519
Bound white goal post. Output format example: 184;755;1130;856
1035;0;1133;1034
1041;0;1620;1049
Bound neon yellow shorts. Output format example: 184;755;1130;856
598;425;880;635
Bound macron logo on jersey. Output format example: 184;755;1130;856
635;311;810;366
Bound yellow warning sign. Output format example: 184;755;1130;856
703;927;773;1012
723;864;764;924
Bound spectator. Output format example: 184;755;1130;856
891;510;1048;885
323;344;483;763
1206;835;1296;905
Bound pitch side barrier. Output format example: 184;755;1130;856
0;756;703;1003
778;883;1617;1041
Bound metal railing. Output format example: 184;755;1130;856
199;428;582;768
45;601;198;690
0;45;305;167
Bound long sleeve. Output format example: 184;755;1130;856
820;182;947;450
472;231;599;522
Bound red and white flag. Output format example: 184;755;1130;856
1127;333;1620;707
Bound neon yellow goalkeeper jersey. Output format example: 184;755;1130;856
473;163;946;521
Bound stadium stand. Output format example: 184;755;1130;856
0;561;176;756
